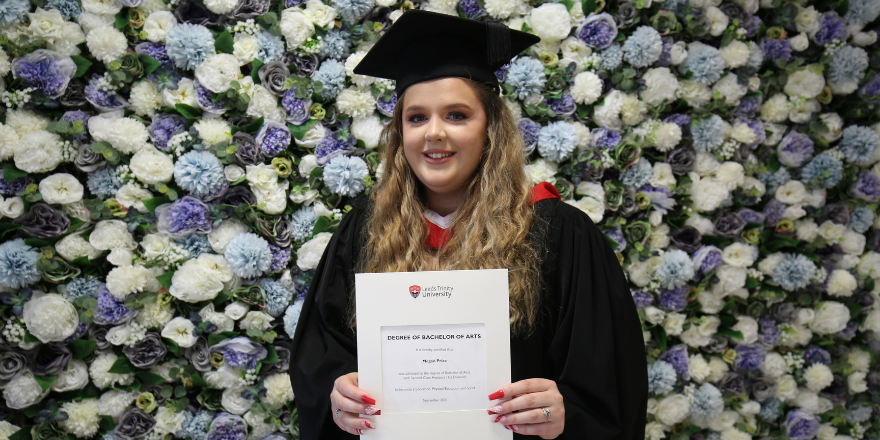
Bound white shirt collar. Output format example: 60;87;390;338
424;208;454;229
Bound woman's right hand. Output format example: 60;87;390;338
330;372;380;435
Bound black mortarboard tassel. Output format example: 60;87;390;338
353;10;540;97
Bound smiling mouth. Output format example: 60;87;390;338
425;152;454;159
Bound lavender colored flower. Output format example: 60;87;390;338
760;37;791;63
282;91;311;126
176;233;212;259
641;185;676;213
604;227;627;251
763;199;787;226
670;226;702;253
136;42;172;65
211;337;268;370
12;50;77;98
517;118;541;155
269;245;291;273
13;203;69;239
155;196;214;239
174;150;227;200
85;74;127;111
812;12;846;45
194;79;226;114
459;0;486;19
759;315;780;345
773;253;815;291
733;345;764;372
850;171;880;202
576;13;618;49
94;286;136;325
734;97;762;117
256;121;292;157
647;360;676;395
149;114;187;151
0;175;33;196
546;90;576;118
714;212;746;238
114;408;156;440
631;290;653;308
737;208;765;225
593;128;622;150
858;74;880;103
659;286;687;312
204;413;248;440
658;344;690;380
376;93;397;117
315;134;356;166
693;245;723;277
784;409;821;440
835;320;858;340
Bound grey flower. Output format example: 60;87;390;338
13;203;70;239
284;53;319;76
751;378;777;402
0;351;27;381
114;408;156;440
220;0;270;23
613;1;639;27
713;212;746;238
88;325;114;354
259;62;291;97
59;81;89;108
233;132;263;166
75;144;107;173
122;332;167;369
667;147;696;174
261;339;291;374
618;188;638;217
717;372;745;395
824;202;850;225
770;302;798;323
185;336;212;372
26;342;72;376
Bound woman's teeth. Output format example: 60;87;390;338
427;153;453;159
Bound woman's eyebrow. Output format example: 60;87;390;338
404;103;474;112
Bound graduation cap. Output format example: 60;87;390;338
353;10;541;97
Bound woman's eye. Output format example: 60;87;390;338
449;112;467;120
407;114;425;123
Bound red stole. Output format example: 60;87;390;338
424;181;561;250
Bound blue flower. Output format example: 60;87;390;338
256;31;285;63
257;122;292;157
679;42;724;84
174;150;226;200
0;239;41;289
647;360;676;395
658;286;687;311
621;157;653;188
760;37;791;63
691;114;725;152
690;383;724;424
777;131;814;167
593;128;622;150
537;121;579;162
758;399;782;422
225;233;272;279
176;233;213;259
149;114;187;151
177;410;215;440
87;166;121;198
801;154;842;188
631;290;653;308
259;278;293;317
758;167;791;191
165;24;216;70
319;28;352;60
324;155;369;197
283;299;305;338
598;43;624;71
312;59;346;100
845;405;873;424
803;345;831;366
772;253;815;291
845;0;880;25
840;125;880;164
291;206;319;243
849;206;874;234
331;0;373;22
655;249;694;290
828;46;869;86
622;26;663;68
504;57;546;101
60;277;103;302
45;0;80;20
575;13;617;49
0;0;29;26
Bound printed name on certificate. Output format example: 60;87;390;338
380;323;487;413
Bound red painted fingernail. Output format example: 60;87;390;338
364;420;374;429
511;425;518;432
365;406;381;415
357;428;363;435
504;425;511;430
488;390;504;400
488;405;502;414
494;416;503;423
361;395;377;405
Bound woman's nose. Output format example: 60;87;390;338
425;115;446;142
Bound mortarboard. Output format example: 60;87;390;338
353;10;541;97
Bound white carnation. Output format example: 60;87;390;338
14;130;64;173
135;301;174;328
262;373;295;408
247;85;287;122
59;399;101;438
655;394;690;426
759;94;791;123
194;118;232;146
297;232;333;270
826;269;857;297
205;366;245;389
195;54;241;93
530;3;571;42
143;11;176;42
129;80;163;117
170;254;233;302
640;68;679;108
130;145;174;185
690;176;730;212
484;0;518;19
0;123;19;161
761;352;788;379
706;6;729;36
88;115;149;154
106;265;154;299
6;108;50;138
720;40;751;68
86;25;127;64
351;115;384;149
713;74;748;107
571;71;602;105
803;363;833;392
335;86;376;119
97;390;137;421
89;353;135;389
90;220;137;251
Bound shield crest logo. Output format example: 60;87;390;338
409;285;420;298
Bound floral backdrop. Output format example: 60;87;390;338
0;0;878;436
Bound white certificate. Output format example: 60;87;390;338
355;269;512;440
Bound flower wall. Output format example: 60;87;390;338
0;0;879;437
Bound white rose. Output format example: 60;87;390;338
153;407;185;436
530;3;571;42
55;234;102;261
809;301;850;335
706;7;729;36
722;243;758;268
826;269;857;297
690;177;729;212
130;146;174;184
761;352;788;379
245;163;280;191
644;306;666;325
198;304;234;334
51;359;89;392
775;180;806;204
170;254;233;302
204;365;244;389
144;11;176;42
303;0;337;27
90;220;137;251
860;309;880;333
115;184;152;213
640;68;679;108
240;311;274;331
708;410;740;432
224;165;245;182
720;40;751;68
221;387;254;414
524;159;558;185
255;182;288;214
840;230;865;255
784;69;825;99
22;292;79;343
298;154;319;177
163;77;198;108
796;219;819;242
232;34;259;65
161;317;198;348
566;196;604;224
195;54;241;93
295;122;326;148
776;374;798;400
790;33;809;51
664;312;686;337
847;372;868;394
795;6;819;33
655;394;690;426
39;173;83;204
852;31;877;46
297;232;333;270
351;115;384;150
818;220;845;241
224;301;250;320
731;316;759;345
280;9;315;50
0;196;24;218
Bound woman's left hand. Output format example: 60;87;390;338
487;379;565;439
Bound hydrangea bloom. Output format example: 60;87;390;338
60;277;103;302
658;344;689;379
259;278;293;317
647;360;676;395
691;115;725;152
176;410;215;440
839;125;880;164
323;155;368;198
812;12;846;45
312;59;346;100
680;43;724;84
733;345;764;371
599;43;624;71
827;46;869;86
758;399;782;422
291;206;319;243
256;31;285;63
0;0;29;26
772;254;815;291
621;158;653;188
655;249;695;290
165;24;216;70
760;38;791;63
0;239;41;288
225;233;273;279
849;171;880;202
504;57;546;101
176;233;213;259
173;150;226;200
518;118;541;154
283;300;304;338
849;207;874;234
689;383;724;424
622;26;663;68
537;121;579;162
319;28;352;60
87;167;121;199
576;13;618;49
845;0;880;25
784;409;820;440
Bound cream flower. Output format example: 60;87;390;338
130;146;174;184
89;353;136;388
280;8;315;50
86;25;128;64
143;11;176;42
303;0;338;27
22;292;79;343
129;80;164;117
14;130;64;173
163;77;199;108
261;373;295;408
3;371;49;409
195;54;241;93
571;71;603;105
39;173;83;204
161;317;198;348
90;220;137;251
529;3;571;42
59;400;101;438
297;232;333;270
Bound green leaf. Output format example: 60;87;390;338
142;196;170;216
156;270;175;290
115;10;127;29
108;355;136;374
191;372;208;388
252;58;264;83
136;372;166;387
0;223;22;239
174;385;187;398
33;374;57;391
70;55;92;78
8;426;32;440
582;0;597;14
3;163;27;183
215;30;234;54
716;329;744;340
175;103;202;119
66;215;86;234
99;415;116;432
69;339;97;360
263;344;279;364
764;237;800;252
312;216;330;235
139;55;162;74
242;117;264;134
289;119;316;140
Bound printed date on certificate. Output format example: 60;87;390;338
380;323;488;413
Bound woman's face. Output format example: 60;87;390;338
402;77;487;202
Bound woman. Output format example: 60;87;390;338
290;10;647;439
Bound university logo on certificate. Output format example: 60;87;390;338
355;269;512;439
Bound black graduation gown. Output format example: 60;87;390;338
289;197;648;440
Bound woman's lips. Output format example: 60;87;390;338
423;152;455;164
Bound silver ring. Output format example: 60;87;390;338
335;408;342;421
542;407;550;423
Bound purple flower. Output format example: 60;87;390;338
376;93;397;117
763;199;787;226
759;316;779;345
850;171;880;202
135;42;172;65
813;12;846;45
693;245;722;277
0;175;34;196
593;128;622;150
518;118;541;154
84;74;127;111
733;345;764;372
61;110;90;141
12;49;76;98
659;286;687;312
460;0;486;20
546;90;576;117
155;196;213;239
256;121;292;157
210;337;267;370
149;114;187;151
640;185;676;213
834;320;858;340
282;88;311;125
803;345;831;366
760;38;791;63
604;226;627;251
777;132;814;167
94;286;136;325
194;79;226;114
664;114;692;139
576;13;618;49
858;74;880;104
269;245;291;273
315;134;355;166
784;409;821;440
204;413;248;440
284;0;305;7
659;344;690;380
737;208;765;224
631;290;653;308
734;97;762;117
